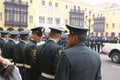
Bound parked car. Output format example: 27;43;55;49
101;43;120;63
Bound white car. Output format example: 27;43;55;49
101;43;120;63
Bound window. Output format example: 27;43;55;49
29;16;33;23
14;13;17;22
6;13;10;21
70;9;84;27
49;2;52;7
55;18;60;24
106;24;108;29
84;8;87;11
30;0;32;3
97;14;99;17
112;23;115;28
47;17;52;24
66;5;68;9
4;1;28;27
100;13;102;17
42;0;45;5
39;16;45;23
0;12;2;20
78;6;80;10
24;14;27;23
55;3;58;7
74;6;76;10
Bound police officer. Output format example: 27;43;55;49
14;30;30;79
36;27;63;80
96;37;102;53
23;27;45;80
0;31;9;56
4;30;19;62
55;24;102;80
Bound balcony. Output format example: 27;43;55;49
4;0;28;6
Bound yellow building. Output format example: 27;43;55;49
91;3;120;37
0;0;40;30
0;0;90;31
34;0;90;31
1;0;120;37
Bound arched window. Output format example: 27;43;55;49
111;32;115;37
18;28;24;32
0;27;3;31
7;27;14;31
118;32;120;38
105;32;109;37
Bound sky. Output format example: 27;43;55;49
82;0;120;5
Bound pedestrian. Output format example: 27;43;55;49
55;24;102;80
0;56;22;80
14;30;30;80
36;27;63;80
23;27;45;80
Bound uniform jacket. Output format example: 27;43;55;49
0;38;6;49
55;42;102;80
3;39;16;61
14;41;26;63
14;40;27;79
23;39;39;80
0;38;6;56
36;39;63;75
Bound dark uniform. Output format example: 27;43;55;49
36;27;63;80
0;31;9;57
96;37;102;53
4;30;19;62
23;27;44;80
14;30;30;80
55;24;102;80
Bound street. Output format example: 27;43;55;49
100;54;120;80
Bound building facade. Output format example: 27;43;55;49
0;0;90;31
91;3;120;37
1;0;120;37
35;0;90;31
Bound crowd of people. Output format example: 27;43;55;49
85;36;120;53
0;24;102;80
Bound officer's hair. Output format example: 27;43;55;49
20;35;29;40
32;32;42;37
77;34;86;42
49;32;61;38
10;35;18;39
1;34;7;38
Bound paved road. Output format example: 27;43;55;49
100;54;120;80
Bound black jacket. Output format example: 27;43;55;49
36;39;63;75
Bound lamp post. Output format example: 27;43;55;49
86;11;94;47
88;11;91;47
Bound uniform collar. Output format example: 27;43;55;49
74;42;86;47
20;40;28;44
30;39;37;45
49;38;57;43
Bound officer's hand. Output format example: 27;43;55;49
1;58;11;68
